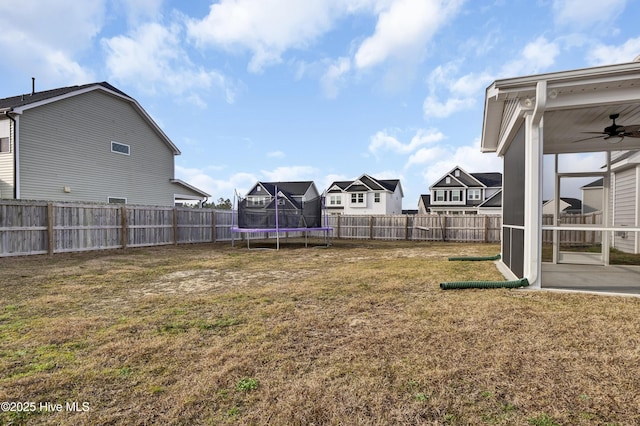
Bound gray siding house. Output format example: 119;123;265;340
0;82;209;206
421;166;502;214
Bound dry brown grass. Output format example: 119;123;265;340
0;239;639;425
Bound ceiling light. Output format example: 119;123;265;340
606;135;624;144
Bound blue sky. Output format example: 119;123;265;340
1;0;639;208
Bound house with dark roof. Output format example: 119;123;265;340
324;174;403;215
542;197;582;215
244;181;319;207
239;181;322;228
0;81;209;206
419;166;502;214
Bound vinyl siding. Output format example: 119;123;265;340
612;167;637;253
0;118;14;198
18;91;178;206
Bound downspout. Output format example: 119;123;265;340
3;111;18;199
524;81;546;288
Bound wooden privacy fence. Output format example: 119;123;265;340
324;214;502;242
542;212;603;246
0;200;503;257
0;200;234;257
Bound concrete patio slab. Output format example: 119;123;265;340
541;263;640;295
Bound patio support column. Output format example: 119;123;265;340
523;81;546;288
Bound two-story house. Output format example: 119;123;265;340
0;81;209;206
324;174;403;215
420;166;502;214
239;181;323;228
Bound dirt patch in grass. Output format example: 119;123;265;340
0;240;639;425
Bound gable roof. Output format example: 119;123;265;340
431;166;502;189
582;178;604;189
472;172;502;187
0;81;180;154
330;174;402;195
478;189;502;208
252;181;316;197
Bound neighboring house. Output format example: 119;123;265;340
609;150;640;253
421;166;502;214
239;181;322;228
542;198;582;215
0;82;209;206
581;178;604;214
244;181;320;206
417;194;431;214
324;174;403;215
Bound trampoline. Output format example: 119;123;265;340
231;186;332;250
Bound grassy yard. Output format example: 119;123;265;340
1;240;639;425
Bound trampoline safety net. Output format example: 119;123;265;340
237;194;324;229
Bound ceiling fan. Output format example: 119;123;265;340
573;114;640;144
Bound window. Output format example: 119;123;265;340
454;169;460;177
351;193;364;204
250;197;267;206
451;190;462;202
468;189;481;200
374;193;380;203
111;141;130;155
0;137;9;153
329;195;341;205
435;190;445;202
446;177;451;184
108;197;127;204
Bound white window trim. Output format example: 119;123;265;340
111;141;130;156
350;192;366;206
468;189;482;201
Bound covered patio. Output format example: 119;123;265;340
482;59;640;294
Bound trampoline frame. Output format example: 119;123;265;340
231;185;333;250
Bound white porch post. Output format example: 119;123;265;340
523;81;546;288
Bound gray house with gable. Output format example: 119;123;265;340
0;82;209;206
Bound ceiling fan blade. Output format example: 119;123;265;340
571;134;605;143
621;124;640;138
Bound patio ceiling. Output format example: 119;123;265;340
543;103;640;155
482;60;640;156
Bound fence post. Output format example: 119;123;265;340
121;205;127;249
369;216;374;240
47;203;54;255
173;207;178;245
403;215;406;240
212;209;216;242
484;215;490;243
337;214;341;239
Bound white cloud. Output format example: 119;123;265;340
321;57;352;98
552;0;626;29
588;36;640;66
102;22;237;104
498;36;560;78
369;128;445;155
260;166;320;182
422;63;492;119
354;0;464;70
405;146;449;168
0;0;103;86
267;151;286;158
423;95;476;119
187;0;340;73
176;165;258;201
